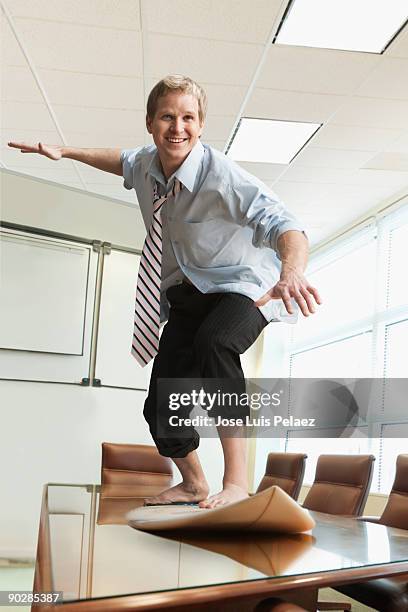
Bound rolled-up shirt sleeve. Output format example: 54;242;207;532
229;179;306;252
121;148;143;190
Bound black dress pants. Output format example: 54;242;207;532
143;281;268;458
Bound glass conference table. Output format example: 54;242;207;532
33;483;408;611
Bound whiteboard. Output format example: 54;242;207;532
95;249;152;389
0;232;89;354
0;228;97;384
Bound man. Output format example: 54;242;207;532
8;75;320;509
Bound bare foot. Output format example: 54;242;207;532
144;481;209;505
198;483;248;509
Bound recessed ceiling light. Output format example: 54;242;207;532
226;118;321;164
275;0;408;53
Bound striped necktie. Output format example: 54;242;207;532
131;178;182;366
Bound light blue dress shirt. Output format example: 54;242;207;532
121;141;305;324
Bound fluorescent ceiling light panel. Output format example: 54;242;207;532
227;118;321;164
275;0;408;53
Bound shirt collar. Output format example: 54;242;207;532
146;140;204;193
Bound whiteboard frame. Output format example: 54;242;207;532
0;225;98;385
93;246;151;391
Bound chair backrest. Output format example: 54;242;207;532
379;454;408;529
302;454;375;516
101;442;173;488
255;598;307;611
256;452;307;500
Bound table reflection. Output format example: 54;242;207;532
34;484;408;603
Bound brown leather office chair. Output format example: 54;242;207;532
302;454;375;516
98;443;174;523
335;454;408;611
302;454;375;612
256;452;307;501
377;453;408;530
101;442;173;491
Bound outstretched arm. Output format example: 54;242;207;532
255;230;322;316
7;141;123;176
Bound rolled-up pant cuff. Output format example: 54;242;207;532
155;434;200;459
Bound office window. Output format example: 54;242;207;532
379;426;408;493
290;332;373;379
384;319;408;378
293;237;376;347
387;223;408;309
260;203;408;492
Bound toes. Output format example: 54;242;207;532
199;500;211;508
211;499;225;508
199;498;216;509
200;497;225;509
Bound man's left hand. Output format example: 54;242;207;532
254;267;321;316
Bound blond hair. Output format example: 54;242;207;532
147;75;207;124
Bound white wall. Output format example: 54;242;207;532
0;170;240;558
1;169;146;250
0;381;150;557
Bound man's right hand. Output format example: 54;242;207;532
8;141;63;160
7;142;123;175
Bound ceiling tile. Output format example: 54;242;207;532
63;131;148;148
245;88;345;123
37;70;144;109
2;101;56;131
384;130;408;153
1;15;26;66
202;83;248;116
362;152;408;172
55;106;145;136
330;96;408;129
0;128;62;149
309;222;347;246
356;57;408;99
2;66;43;103
238;161;288;181
280;165;408;188
13;18;143;75
202;115;236;141
311;123;401;151
203;140;225;152
148;33;263;85
282;204;334;224
9;0;141;29
145;0;280;44
353;168;408;187
293;146;375;169
258;45;379;95
274;181;394;212
386;22;408;58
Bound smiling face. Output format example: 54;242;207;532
146;91;204;178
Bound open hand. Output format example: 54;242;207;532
255;267;321;316
8;141;63;160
